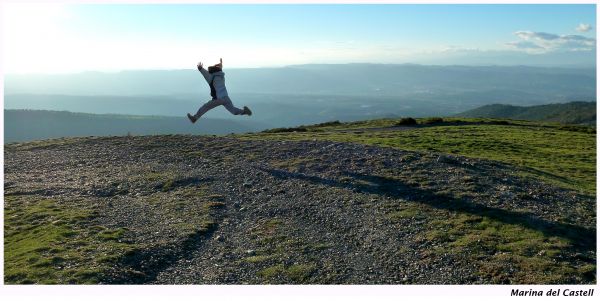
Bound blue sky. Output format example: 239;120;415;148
2;3;596;73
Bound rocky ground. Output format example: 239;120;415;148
4;135;596;284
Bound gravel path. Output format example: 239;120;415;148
4;135;596;284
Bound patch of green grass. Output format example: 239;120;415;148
380;191;595;283
140;171;179;192
558;125;595;134
262;121;344;133
478;252;594;284
258;264;285;278
165;187;225;236
286;264;316;282
420;117;444;124
263;127;309;133
163;214;215;237
257;263;316;283
310;243;334;251
98;228;127;241
143;172;164;182
186;150;204;157
5;137;82;151
204;201;225;209
244;255;277;263
4;197;137;284
271;157;320;171
386;206;427;220
162;178;175;192
251;218;283;239
418;209;594;284
205;194;225;201
240;117;595;195
246;219;321;283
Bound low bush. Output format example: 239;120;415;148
421;117;444;124
395;117;417;126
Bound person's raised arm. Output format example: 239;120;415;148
213;58;223;69
197;61;211;82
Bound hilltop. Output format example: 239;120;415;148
4;117;596;284
456;102;596;125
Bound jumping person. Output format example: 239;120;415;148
187;58;252;123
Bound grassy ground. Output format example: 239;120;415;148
4;184;224;284
385;200;595;283
240;117;596;195
242;218;318;283
4;196;136;284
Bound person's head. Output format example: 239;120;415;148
208;65;222;74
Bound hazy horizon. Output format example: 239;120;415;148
5;64;595;132
4;61;597;76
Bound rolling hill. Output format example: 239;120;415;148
455;101;596;125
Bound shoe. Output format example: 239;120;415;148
187;113;197;123
242;106;252;116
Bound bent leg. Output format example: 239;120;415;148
194;98;225;118
221;96;244;115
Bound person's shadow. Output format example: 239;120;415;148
258;166;596;254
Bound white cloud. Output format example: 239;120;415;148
440;45;481;53
576;23;593;32
506;30;596;54
515;31;560;41
505;41;544;52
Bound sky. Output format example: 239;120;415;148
1;3;596;73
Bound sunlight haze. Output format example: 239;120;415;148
2;3;596;74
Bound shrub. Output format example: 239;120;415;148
421;117;444;124
262;127;308;133
395;117;417;126
558;125;596;134
313;120;341;127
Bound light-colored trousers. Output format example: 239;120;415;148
193;96;244;118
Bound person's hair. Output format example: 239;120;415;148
208;66;222;74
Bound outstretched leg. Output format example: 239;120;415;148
221;96;245;115
188;97;250;123
193;98;226;119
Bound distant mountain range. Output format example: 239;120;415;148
6;64;595;102
456;101;596;125
4;110;267;143
6;100;595;143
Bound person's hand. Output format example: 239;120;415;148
197;62;203;71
